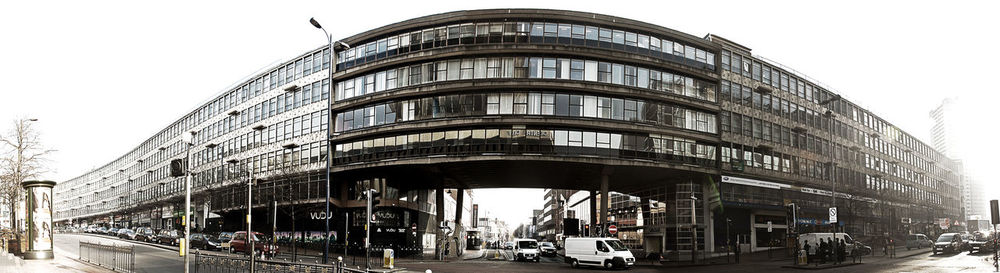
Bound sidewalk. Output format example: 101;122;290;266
2;246;113;273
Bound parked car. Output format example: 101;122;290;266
218;232;234;251
906;234;933;250
135;227;156;242
107;228;119;236
157;230;181;246
116;228;131;238
933;233;963;255
504;242;514;250
539;242;557;257
513;239;540;262
118;229;137;240
797;233;872;257
229;231;278;257
190;233;222;251
969;232;994;254
564;237;635;269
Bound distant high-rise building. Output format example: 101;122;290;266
930;98;985;218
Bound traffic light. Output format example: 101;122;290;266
370;189;381;207
584;224;590;236
786;203;797;232
170;159;186;177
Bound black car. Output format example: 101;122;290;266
157;229;181;246
135;227;156;242
190;233;221;251
933;233;962;255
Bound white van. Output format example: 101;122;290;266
564;237;635;269
513;238;540;262
797;233;871;256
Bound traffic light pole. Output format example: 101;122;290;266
365;189;372;270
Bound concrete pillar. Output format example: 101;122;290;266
435;188;445;258
454;189;465;256
589;191;597;236
600;174;609;237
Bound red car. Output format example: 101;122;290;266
229;231;278;257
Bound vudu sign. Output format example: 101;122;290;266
309;211;334;220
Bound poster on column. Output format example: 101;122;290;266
31;187;52;251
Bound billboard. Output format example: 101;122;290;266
29;186;53;251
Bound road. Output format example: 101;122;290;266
55;233;184;273
398;248;1000;273
50;235;1000;273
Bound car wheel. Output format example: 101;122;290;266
604;260;613;269
571;259;579;268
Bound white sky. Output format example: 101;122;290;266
2;0;998;226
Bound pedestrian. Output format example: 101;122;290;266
734;239;741;263
883;236;889;256
838;239;846;263
818;238;826;264
803;240;811;264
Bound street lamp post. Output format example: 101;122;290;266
310;17;349;264
691;193;698;264
182;131;195;273
819;94;841;264
227;158;255;273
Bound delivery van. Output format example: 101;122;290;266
564;237;635;269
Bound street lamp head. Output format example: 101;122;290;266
309;17;323;29
28;118;38;122
335;41;351;50
182;131;196;144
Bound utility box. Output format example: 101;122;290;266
383;248;394;269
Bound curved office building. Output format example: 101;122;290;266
55;9;960;258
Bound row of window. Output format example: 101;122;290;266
60;48;332;196
192;79;329;145
720;144;941;206
336;21;714;71
722;49;942;165
334;91;717;134
193;110;328;167
720;110;936;192
335;56;717;103
334;127;717;163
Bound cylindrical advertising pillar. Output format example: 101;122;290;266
22;180;56;259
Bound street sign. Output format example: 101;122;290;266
608;225;618;235
411;223;417;232
829;207;838;223
767;221;772;232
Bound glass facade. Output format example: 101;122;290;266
337;21;714;72
335;56;717;103
335;91;717;134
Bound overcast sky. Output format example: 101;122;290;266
2;0;998;226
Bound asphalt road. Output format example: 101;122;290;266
55;233;185;273
52;235;1000;273
399;247;1000;273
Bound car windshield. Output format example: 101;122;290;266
605;239;628;251
937;235;954;242
541;242;554;248
518;241;538;248
204;235;217;241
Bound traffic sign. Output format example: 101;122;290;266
411;223;417;232
829;207;838;223
608;225;618;235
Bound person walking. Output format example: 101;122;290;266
734;239;741;263
838;239;847;263
803;240;811;264
818;238;827;264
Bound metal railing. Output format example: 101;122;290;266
79;241;135;273
195;251;369;273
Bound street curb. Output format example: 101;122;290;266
73;233;179;252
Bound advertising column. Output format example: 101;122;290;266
22;180;56;259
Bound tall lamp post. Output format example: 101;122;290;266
226;158;254;273
182;131;195;273
309;17;350;264
819;94;841;263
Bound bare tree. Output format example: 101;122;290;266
0;118;54;235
